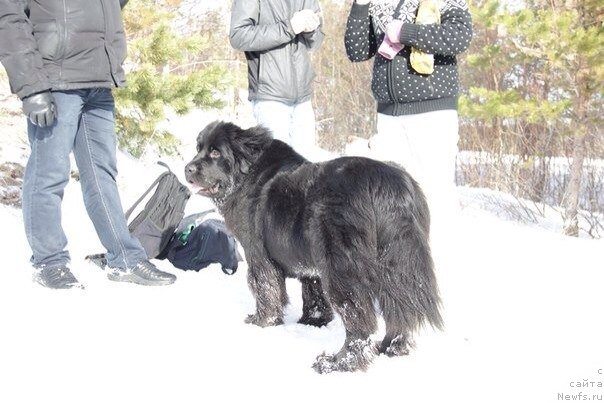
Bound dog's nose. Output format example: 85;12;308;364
185;163;197;175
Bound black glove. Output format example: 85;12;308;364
22;91;56;127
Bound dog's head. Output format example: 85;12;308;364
185;121;272;199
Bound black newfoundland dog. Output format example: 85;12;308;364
185;121;443;373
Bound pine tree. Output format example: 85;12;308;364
459;0;603;236
312;1;376;151
116;0;229;157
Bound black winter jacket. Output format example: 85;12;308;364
345;0;472;116
0;0;129;99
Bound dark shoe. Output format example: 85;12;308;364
33;265;83;290
107;260;176;286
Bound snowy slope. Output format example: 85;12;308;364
0;100;602;403
0;144;602;403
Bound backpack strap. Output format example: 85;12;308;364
157;161;172;172
124;161;175;221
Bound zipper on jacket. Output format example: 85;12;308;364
428;75;435;97
291;42;299;102
99;0;118;86
58;0;68;80
386;59;397;113
286;1;299;103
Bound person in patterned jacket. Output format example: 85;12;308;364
345;0;472;231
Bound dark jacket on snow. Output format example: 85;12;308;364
229;0;324;105
0;0;129;99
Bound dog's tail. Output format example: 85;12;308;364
376;208;444;333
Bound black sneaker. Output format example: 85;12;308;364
107;260;176;286
33;265;84;289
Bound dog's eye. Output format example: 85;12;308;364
209;148;221;159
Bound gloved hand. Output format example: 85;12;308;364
303;11;320;33
378;36;403;60
22;91;56;127
386;20;404;44
291;9;319;34
410;0;441;74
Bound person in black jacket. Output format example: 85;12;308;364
0;0;176;289
345;0;472;232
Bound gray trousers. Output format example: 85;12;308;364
22;88;147;269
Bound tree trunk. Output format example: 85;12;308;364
563;134;586;236
563;32;591;237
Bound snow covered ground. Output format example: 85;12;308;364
0;112;602;403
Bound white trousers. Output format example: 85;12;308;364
252;100;317;157
370;110;460;232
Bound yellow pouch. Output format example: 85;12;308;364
410;0;440;75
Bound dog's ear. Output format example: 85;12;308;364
229;125;272;174
197;121;221;148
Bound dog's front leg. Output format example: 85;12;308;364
245;257;287;327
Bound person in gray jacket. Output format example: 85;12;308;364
230;0;323;156
0;0;176;289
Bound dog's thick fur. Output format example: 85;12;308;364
185;121;443;373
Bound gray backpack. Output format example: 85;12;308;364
86;162;191;267
125;162;191;258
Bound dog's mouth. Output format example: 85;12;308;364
189;182;221;196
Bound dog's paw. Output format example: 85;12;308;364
385;342;410;357
244;313;283;327
312;353;337;374
379;335;412;357
312;339;377;374
299;305;334;327
298;315;332;328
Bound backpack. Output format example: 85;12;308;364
158;213;241;275
125;162;191;258
86;161;190;267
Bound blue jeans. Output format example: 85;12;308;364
22;88;148;269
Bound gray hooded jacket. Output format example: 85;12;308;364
0;0;129;99
229;0;323;105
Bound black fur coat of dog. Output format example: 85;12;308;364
185;121;443;373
